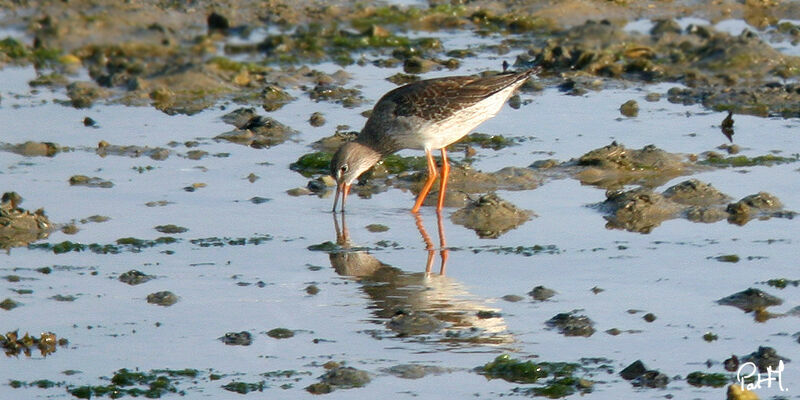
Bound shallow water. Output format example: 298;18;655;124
2;34;800;400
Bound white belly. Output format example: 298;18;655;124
395;85;517;151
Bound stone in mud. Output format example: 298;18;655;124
387;310;444;336
0;298;20;311
308;84;364;108
649;19;682;37
261;85;294;111
619;100;639;117
311;131;358;153
662;179;731;206
69;175;114;188
727;192;790;225
207;12;230;34
619;360;669;388
717;288;782;312
578;142;684;172
308;366;370;392
96;141;170;160
8;141;60;157
119;270;154;285
146;291;178;306
155;224;188;234
0;192;52;249
574;142;687;189
741;346;791;373
644;92;661;102
220;331;252;346
451;193;532;239
66;81;105;108
600;188;681;234
216;107;297;148
267;328;294;339
384;364;448;379
528;286;556;301
685;206;730;223
545;312;595;337
309;112;326;127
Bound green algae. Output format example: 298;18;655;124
222;381;266;394
28;234;270;254
481;355;575;384
267;328;295;339
714;254;740;263
258;22;441;65
189;234;272;247
686;371;729;388
0;298;19;310
0;37;28;59
377;154;428;174
469;10;558;34
480;355;589;398
29;237;178;254
290;152;333;176
765;278;800;289
700;154;799;168
64;368;203;398
307;241;341;252
350;5;466;31
456;132;520;150
470;244;561;256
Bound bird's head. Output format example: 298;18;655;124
330;142;381;212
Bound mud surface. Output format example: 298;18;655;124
1;0;799;399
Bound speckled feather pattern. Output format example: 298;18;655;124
358;69;535;154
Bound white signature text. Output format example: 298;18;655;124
737;360;787;392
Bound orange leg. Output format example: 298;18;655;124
436;209;448;275
436;149;450;212
411;149;438;213
414;212;436;275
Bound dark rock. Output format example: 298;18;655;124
741;346;791;373
119;270;154;285
619;100;639;117
620;360;669;388
387;310;444;336
207;12;230;33
528;286;556;301
620;360;647;380
146;291;178;306
220;331;252;346
545;312;595;337
155;224;188;234
662;179;731;206
718;288;783;312
267;328;294;339
451;193;532;239
319;366;370;388
0;192;52;249
723;355;739;372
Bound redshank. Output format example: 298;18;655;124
331;68;537;213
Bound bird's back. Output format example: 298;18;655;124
359;69;535;153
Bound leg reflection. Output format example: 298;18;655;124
413;211;449;275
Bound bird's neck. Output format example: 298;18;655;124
350;140;383;170
357;127;397;157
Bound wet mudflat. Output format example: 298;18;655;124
1;1;800;399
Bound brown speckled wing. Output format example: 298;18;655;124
388;71;531;121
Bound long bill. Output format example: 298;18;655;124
332;182;351;212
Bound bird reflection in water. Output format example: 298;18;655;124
330;212;512;347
